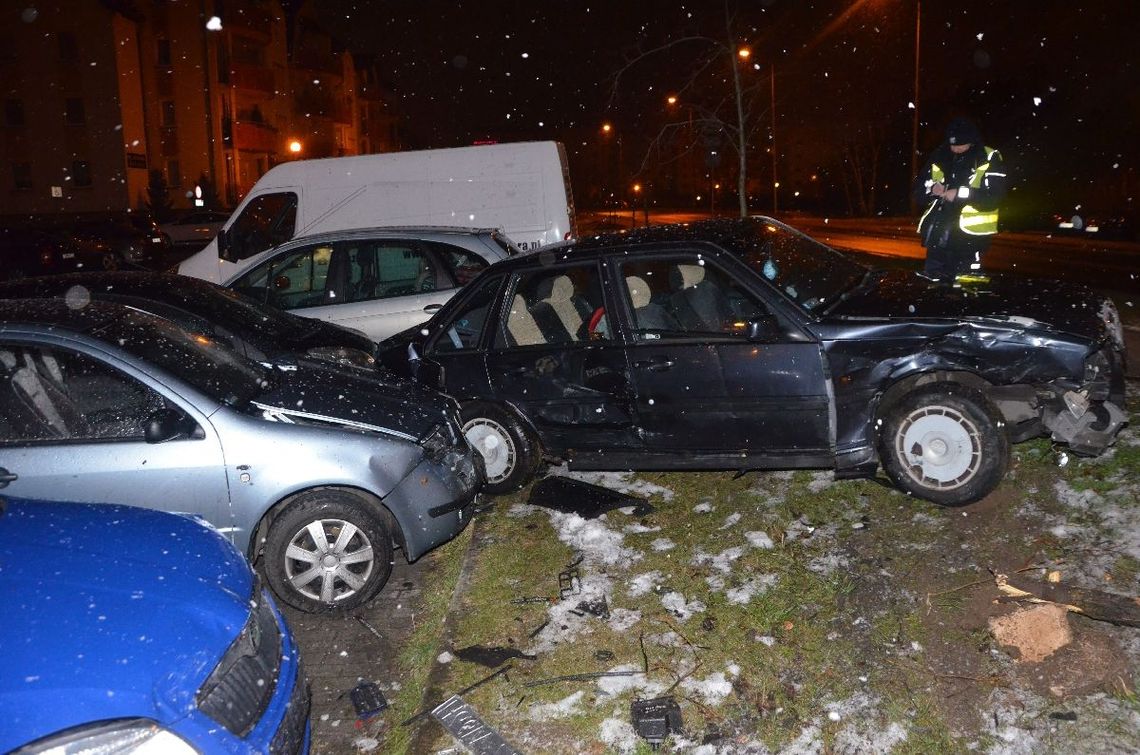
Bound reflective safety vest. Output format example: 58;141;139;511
918;147;1002;236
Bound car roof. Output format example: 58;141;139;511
0;295;129;333
0;270;221;302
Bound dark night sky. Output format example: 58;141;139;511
312;0;1139;216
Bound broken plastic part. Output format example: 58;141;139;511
454;645;537;668
527;476;655;518
631;696;684;749
1062;390;1090;420
558;567;582;600
1044;400;1127;456
350;681;388;720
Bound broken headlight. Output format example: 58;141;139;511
420;422;457;461
305;345;376;370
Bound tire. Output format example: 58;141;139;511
879;384;1009;507
461;401;541;495
263;489;394;613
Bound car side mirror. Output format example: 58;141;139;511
217;227;233;261
746;315;781;343
144;407;194;444
273;275;291;291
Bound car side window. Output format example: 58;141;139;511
231;244;335;310
493;263;608;348
0;344;170;443
342;241;439;303
223;191;298;262
427;241;489;287
430;276;502;354
618;257;767;338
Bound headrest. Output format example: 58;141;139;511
625;276;651;308
670;263;705;289
536;274;574;303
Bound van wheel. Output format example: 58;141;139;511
879;384;1008;507
461;402;541;494
263;489;393;613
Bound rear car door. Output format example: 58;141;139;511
0;340;232;532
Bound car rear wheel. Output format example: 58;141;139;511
461;402;541;494
263;489;394;613
879;384;1009;507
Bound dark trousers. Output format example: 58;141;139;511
924;233;991;278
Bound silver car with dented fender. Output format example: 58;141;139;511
0;298;482;612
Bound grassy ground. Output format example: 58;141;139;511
368;391;1139;754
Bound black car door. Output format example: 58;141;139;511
612;252;832;458
480;261;640;452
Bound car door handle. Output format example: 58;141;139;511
506;366;531;376
633;357;675;372
0;468;17;488
423;304;442;313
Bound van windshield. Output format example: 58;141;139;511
223;191;298;262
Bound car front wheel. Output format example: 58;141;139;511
461;402;541;495
263;489;394;612
879;384;1009;507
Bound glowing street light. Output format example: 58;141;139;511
666;95;678;106
737;47;751;60
288;139;303;154
601;122;612;134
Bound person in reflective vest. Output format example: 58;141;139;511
914;117;1007;282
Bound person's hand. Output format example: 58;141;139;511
943;188;958;202
931;182;946;197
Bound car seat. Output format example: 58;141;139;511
669;263;733;331
531;274;591;342
505;294;544;346
0;348;85;439
626;275;680;332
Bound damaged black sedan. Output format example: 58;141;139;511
379;217;1127;506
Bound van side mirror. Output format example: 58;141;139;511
217;228;233;262
144;407;196;443
746;315;781;343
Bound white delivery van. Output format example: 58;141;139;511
179;141;575;283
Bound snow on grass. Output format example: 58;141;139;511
692;546;746;574
626;571;662;598
607;607;641;632
693;501;714;514
650;537;675;551
807;552;850;576
746;530;775;549
623;522;660;534
527;690;585;721
598;715;640;754
807;470;836;492
659;591;707;621
547;510;641;567
719;512;742;529
594;663;664;698
680;664;738;706
725;573;779;604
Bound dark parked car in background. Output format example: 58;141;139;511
0;496;309;753
379;217;1127;505
0;226;91;280
0;298;482;611
0;271;379;371
69;212;171;270
161;209;229;249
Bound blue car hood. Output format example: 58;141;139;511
0;498;254;749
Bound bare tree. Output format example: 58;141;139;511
607;1;769;217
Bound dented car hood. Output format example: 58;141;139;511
253;360;455;440
827;271;1109;342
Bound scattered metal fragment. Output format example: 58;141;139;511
594;649;615;662
631;696;684;749
455;645;537;668
355;616;385;643
431;694;522;754
523;670;641;688
510;595;555;605
558;566;582;599
639;632;650;673
527;476;655;518
1049;711;1078;722
527;620;549;639
349;681;388;720
402;666;513;727
572;596;610;619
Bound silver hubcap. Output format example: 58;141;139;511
463;418;516;483
896;405;981;490
283;518;374;604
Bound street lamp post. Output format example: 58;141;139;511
910;0;921;189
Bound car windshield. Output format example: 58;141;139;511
727;218;867;314
90;308;270;404
170;283;323;340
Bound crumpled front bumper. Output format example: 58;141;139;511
1042;389;1129;456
